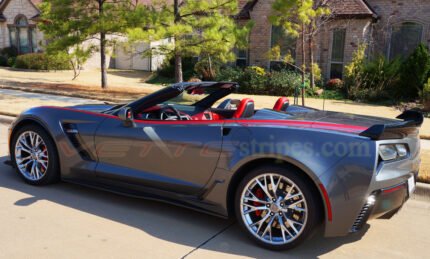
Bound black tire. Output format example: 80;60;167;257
10;124;60;185
234;165;321;251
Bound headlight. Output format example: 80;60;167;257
379;144;409;161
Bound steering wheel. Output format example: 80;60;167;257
160;105;189;121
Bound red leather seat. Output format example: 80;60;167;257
273;97;290;111
233;98;255;118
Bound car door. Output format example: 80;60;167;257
94;117;224;195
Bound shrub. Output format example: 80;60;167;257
216;66;243;82
217;66;303;96
194;56;221;81
14;53;70;70
0;46;18;59
345;44;402;102
239;66;267;94
423;78;430;111
0;56;7;67
7;57;16;67
266;70;302;96
158;57;196;81
248;66;266;76
311;63;322;82
398;44;430;99
326;78;344;90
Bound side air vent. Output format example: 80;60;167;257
350;195;376;233
62;123;94;161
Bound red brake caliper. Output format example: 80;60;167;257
254;188;265;217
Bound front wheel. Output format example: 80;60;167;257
11;124;60;185
235;165;320;250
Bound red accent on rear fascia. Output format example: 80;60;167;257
382;184;406;194
319;184;333;222
41;106;367;133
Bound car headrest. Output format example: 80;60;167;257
217;99;241;110
273;97;290;111
233;98;255;118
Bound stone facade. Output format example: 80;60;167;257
367;0;430;57
0;0;164;71
239;0;430;80
0;0;43;50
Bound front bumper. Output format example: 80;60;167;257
350;173;417;232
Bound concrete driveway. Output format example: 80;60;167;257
0;123;430;259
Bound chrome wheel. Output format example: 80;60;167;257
14;131;49;181
240;173;308;245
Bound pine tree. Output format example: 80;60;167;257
39;0;134;89
270;0;329;105
127;0;252;83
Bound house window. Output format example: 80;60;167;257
8;15;37;54
330;29;346;79
236;49;248;67
270;25;297;70
389;22;423;60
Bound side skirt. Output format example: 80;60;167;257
62;178;230;219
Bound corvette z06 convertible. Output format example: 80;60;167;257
6;82;423;250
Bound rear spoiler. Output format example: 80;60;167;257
359;110;424;140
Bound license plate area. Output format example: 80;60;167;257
407;175;416;196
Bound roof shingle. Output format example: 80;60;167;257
327;0;377;19
235;0;377;20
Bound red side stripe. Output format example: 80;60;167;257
319;184;333;222
40;106;367;133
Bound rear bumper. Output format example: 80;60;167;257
350;174;417;232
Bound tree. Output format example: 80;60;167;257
307;1;331;89
399;44;430;100
39;0;133;89
127;0;253;83
270;0;329;105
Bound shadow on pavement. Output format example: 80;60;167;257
0;155;367;257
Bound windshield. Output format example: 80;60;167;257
167;91;211;105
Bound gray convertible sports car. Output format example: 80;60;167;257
6;82;423;250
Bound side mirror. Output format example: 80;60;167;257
118;107;136;128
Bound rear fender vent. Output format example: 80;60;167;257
350;195;376;233
62;123;94;161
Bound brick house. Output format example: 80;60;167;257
0;0;165;71
236;0;430;80
1;0;428;77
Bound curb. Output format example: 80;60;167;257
412;183;430;202
0;114;15;124
0;85;131;103
421;135;430;140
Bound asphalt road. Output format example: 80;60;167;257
1;122;430;259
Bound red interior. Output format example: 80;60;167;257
233;98;254;118
273;97;290;111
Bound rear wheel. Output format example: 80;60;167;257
235;165;320;250
11;124;60;185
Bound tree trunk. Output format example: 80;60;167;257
99;0;107;89
301;23;306;106
100;32;108;89
174;0;183;83
175;52;183;83
309;31;315;89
